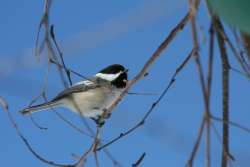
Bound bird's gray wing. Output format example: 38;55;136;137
52;77;112;102
52;82;100;102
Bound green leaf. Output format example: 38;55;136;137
207;0;250;34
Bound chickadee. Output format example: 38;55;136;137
21;64;128;125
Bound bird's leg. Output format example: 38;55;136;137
91;116;105;127
97;119;105;127
103;112;111;119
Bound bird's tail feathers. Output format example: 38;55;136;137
20;101;60;115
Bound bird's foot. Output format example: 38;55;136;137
92;117;105;127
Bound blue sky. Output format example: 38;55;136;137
1;0;250;167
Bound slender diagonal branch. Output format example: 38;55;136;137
210;115;250;133
1;96;73;167
213;16;230;167
132;152;146;167
187;0;211;166
36;0;69;88
50;25;73;86
185;117;206;167
205;22;215;167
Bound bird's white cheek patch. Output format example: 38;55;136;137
95;72;121;81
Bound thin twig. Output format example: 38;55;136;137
210;115;250;133
213;16;230;167
205;22;215;167
93;137;100;167
49;59;94;82
231;29;250;71
229;65;250;80
217;27;250;77
74;127;101;167
103;149;123;167
132;152;146;167
36;0;69;88
0;96;9;112
50;25;73;86
53;110;94;138
28;64;50;111
1;96;73;167
78;116;123;167
188;0;211;166
210;122;235;161
185;117;206;167
30;115;48;130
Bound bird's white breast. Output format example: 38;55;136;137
62;87;122;118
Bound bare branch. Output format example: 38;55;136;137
36;0;69;88
213;16;230;167
188;0;211;166
0;96;9;112
132;152;146;167
210;122;235;161
74;127;101;167
1;96;73;167
210;115;250;133
50;25;73;86
205;22;215;167
216;27;250;77
185;117;205;167
30;115;48;130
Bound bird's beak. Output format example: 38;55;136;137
124;69;129;73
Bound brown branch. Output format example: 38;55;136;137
0;96;8;112
229;65;250;80
74;127;101;167
231;30;250;73
207;23;215;113
30;115;48;130
213;16;230;167
81;119;123;167
185;117;206;167
28;65;50;107
50;25;73;86
97;48;194;151
205;22;215;167
102;149;123;167
49;59;90;80
93;139;100;167
210;115;250;133
210;122;235;161
1;96;73;167
217;27;250;77
36;0;69;88
188;0;211;166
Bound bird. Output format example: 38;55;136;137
20;64;128;126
